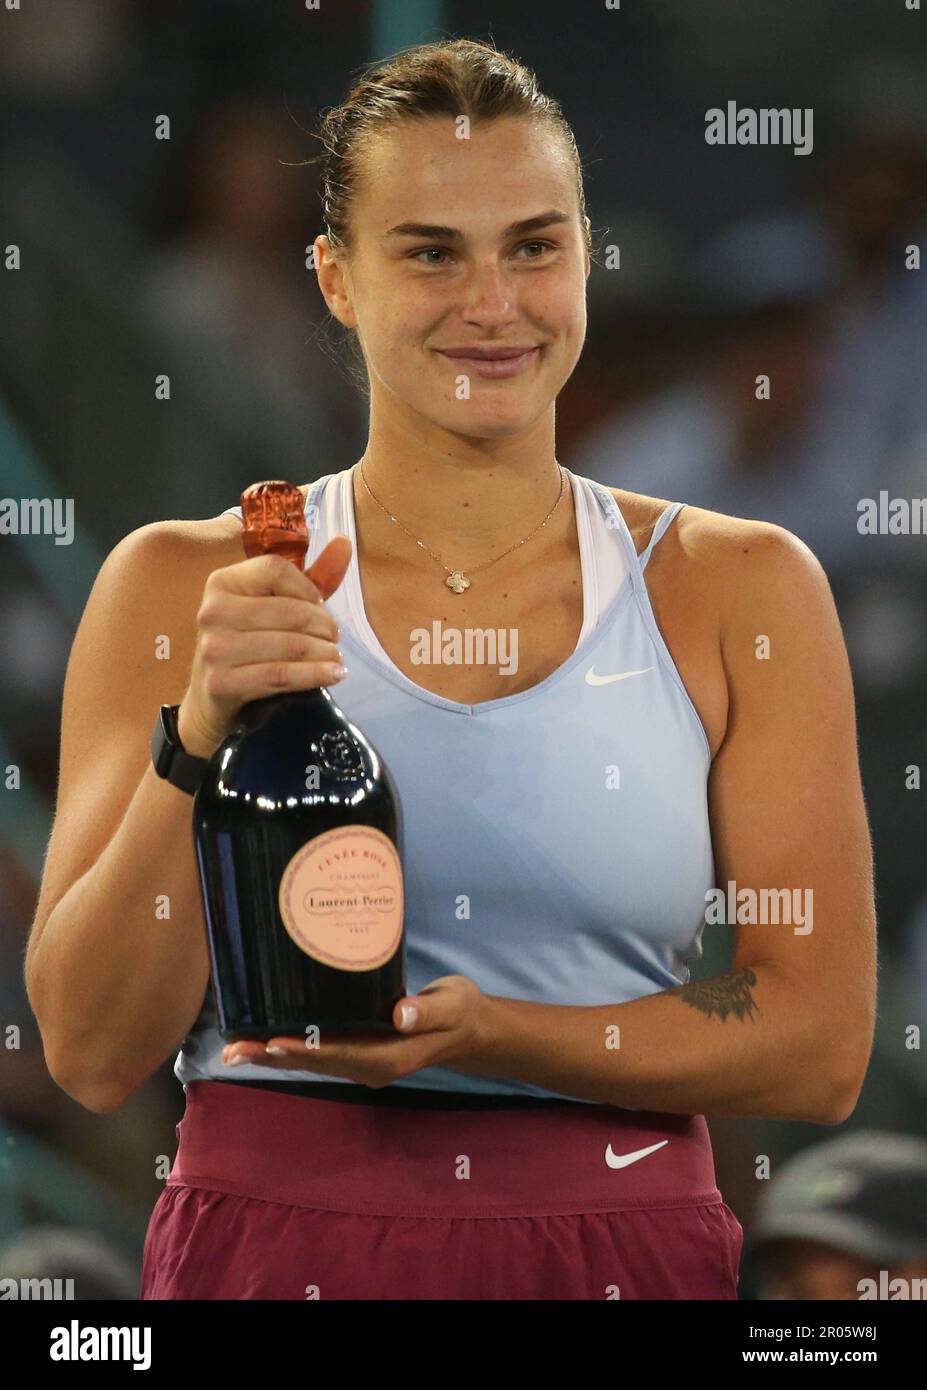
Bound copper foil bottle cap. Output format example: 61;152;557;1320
240;481;308;568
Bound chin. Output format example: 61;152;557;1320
441;389;545;427
440;410;541;441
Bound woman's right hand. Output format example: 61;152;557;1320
177;535;353;758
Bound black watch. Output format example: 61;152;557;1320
150;704;211;796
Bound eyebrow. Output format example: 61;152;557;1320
383;210;573;242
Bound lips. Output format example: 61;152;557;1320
437;346;539;360
435;345;541;379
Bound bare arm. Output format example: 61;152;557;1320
456;523;877;1123
25;524;217;1112
25;520;349;1113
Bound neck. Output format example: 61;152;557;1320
350;413;571;572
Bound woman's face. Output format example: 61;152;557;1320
316;116;590;441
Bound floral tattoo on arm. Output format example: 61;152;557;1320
668;967;760;1022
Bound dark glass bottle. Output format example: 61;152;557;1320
192;481;405;1041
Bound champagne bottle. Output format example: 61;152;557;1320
192;480;406;1041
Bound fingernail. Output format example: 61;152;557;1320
329;664;348;681
399;1005;418;1030
224;1054;245;1066
265;1044;287;1056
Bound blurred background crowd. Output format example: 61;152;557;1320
1;0;926;1300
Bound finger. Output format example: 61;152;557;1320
213;553;325;603
395;997;424;1032
307;535;353;602
393;983;464;1034
268;1031;408;1053
204;594;340;642
203;654;347;704
200;627;343;670
221;1039;401;1079
223;1031;402;1064
222;1030;449;1083
221;1041;343;1069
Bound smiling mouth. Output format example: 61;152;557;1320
435;346;541;378
436;346;541;360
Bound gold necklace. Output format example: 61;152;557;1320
357;461;566;594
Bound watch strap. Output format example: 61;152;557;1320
151;704;210;796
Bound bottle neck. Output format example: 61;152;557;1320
237;684;334;732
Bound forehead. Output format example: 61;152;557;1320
357;116;575;229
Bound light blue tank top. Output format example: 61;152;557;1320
174;466;714;1102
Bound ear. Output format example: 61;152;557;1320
313;234;358;329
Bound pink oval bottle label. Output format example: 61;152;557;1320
278;825;403;971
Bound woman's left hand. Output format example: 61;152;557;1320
221;975;490;1087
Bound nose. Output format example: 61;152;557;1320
459;261;519;327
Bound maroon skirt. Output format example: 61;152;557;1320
141;1079;743;1300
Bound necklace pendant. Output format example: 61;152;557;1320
446;570;470;594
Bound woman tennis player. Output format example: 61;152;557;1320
26;38;876;1300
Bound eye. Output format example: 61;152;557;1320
412;246;453;266
517;240;556;258
410;239;557;266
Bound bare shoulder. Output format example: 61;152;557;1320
70;510;248;700
599;489;840;761
93;512;244;617
607;486;831;606
90;473;331;641
116;509;243;560
90;476;321;629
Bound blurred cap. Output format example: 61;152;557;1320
745;1131;927;1266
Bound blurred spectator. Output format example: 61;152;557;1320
743;1132;927;1299
142;97;364;497
0;0;138;99
572;209;871;571
570;69;927;580
0;1224;139;1299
